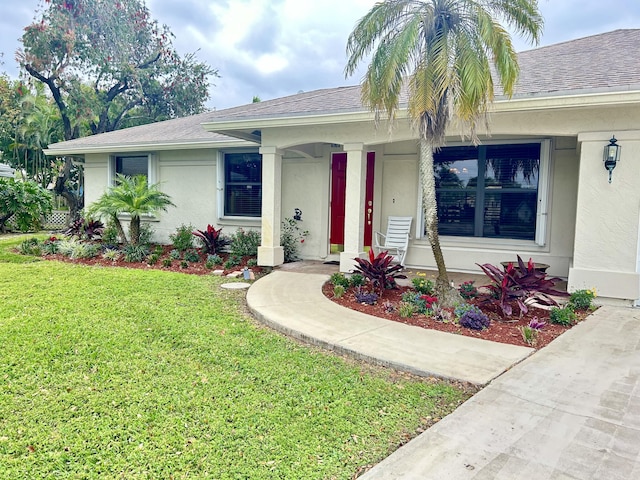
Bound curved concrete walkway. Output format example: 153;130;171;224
248;270;640;479
247;270;533;385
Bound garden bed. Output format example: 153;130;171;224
322;282;592;349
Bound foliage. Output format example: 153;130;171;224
382;300;396;314
344;0;542;302
349;273;366;288
180;260;189;269
353;249;407;295
0;178;52;232
412;275;434;295
0;249;470;478
432;305;453;323
477;256;567;317
169;249;181;260
230;229;261;257
147;253;160;265
162;258;172;268
100;221;120;247
401;291;437;314
333;284;346;299
206;254;223;266
330;272;351;289
170;223;195;251
550;306;577;326
123;244;149;263
398;302;417;318
246;258;258;268
459;310;490;330
192;224;230;255
65;217;104;240
19;237;42;256
19;0;217;139
281;216;309;262
102;249;121;262
459;281;478;300
454;303;483;320
519;317;546;347
89;174;174;245
354;287;379;305
224;255;242;270
183;249;200;263
138;222;155;246
569;288;597;310
42;236;60;254
69;242;100;259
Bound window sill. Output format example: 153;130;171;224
217;216;261;227
413;235;548;252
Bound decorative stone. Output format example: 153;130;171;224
220;282;251;290
212;270;225;276
226;271;243;278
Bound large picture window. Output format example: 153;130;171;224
224;152;262;217
433;143;542;241
115;155;148;178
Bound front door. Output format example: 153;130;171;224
330;152;375;251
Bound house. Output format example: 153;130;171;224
45;29;640;305
0;163;15;178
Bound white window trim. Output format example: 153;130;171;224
216;149;262;222
108;153;158;186
415;138;552;247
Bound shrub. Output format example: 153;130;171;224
432;305;453;323
153;245;164;255
477;256;567;317
401;292;437;314
19;237;42;256
454;303;483;320
123;244;149;263
65;217;104;240
230;229;261;257
147;253;160;265
246;258;258;268
170;224;194;251
281;216;309;262
412;276;434;295
224;255;241;270
550;306;576;326
102;249;121;262
42;237;60;255
101;222;120;247
162;258;172;268
333;285;346;298
206;254;223;266
459;281;478;300
330;272;351;289
0;178;52;232
192;225;230;255
70;242;100;259
169;249;181;260
138;222;155;246
57;239;78;257
204;259;215;269
382;300;396;314
519;317;546;346
180;260;189;269
569;289;596;310
459;309;490;330
353;250;406;295
354;287;378;305
183;249;200;263
349;273;366;288
398;302;416;318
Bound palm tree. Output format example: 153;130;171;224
89;174;175;245
345;0;542;304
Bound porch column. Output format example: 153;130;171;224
257;146;285;267
339;143;367;272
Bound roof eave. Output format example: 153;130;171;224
44;138;254;156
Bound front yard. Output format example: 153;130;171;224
0;237;473;479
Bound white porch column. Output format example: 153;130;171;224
568;130;640;303
340;143;367;272
257;146;285;266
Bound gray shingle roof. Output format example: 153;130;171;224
48;29;640;152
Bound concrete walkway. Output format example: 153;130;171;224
247;270;533;386
248;269;640;479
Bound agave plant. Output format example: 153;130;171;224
477;255;567;317
353;250;406;295
192;224;230;254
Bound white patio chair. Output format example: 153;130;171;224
374;216;412;266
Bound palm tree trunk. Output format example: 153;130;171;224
129;217;141;245
419;138;461;306
111;214;128;246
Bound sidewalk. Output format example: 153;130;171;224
247;270;533;386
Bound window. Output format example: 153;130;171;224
432;143;546;241
115;155;148;178
223;152;262;217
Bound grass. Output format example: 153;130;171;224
0;235;472;479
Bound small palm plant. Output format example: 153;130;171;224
89;174;175;245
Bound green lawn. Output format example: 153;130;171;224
0;236;472;479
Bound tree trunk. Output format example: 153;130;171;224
54;156;81;225
418;138;462;307
129;216;140;245
111;214;128;246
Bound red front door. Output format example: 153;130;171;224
330;152;375;249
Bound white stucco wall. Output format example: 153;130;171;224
569;130;640;302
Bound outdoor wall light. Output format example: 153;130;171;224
603;136;620;183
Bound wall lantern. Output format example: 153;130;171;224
603;136;620;183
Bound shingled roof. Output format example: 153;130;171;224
47;29;640;152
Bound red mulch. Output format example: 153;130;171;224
322;283;590;349
44;245;264;277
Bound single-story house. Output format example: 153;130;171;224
46;29;640;305
0;163;15;178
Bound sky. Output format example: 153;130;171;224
1;0;640;111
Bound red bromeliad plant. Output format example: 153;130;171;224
353;250;406;295
192;225;230;254
477;256;567;318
